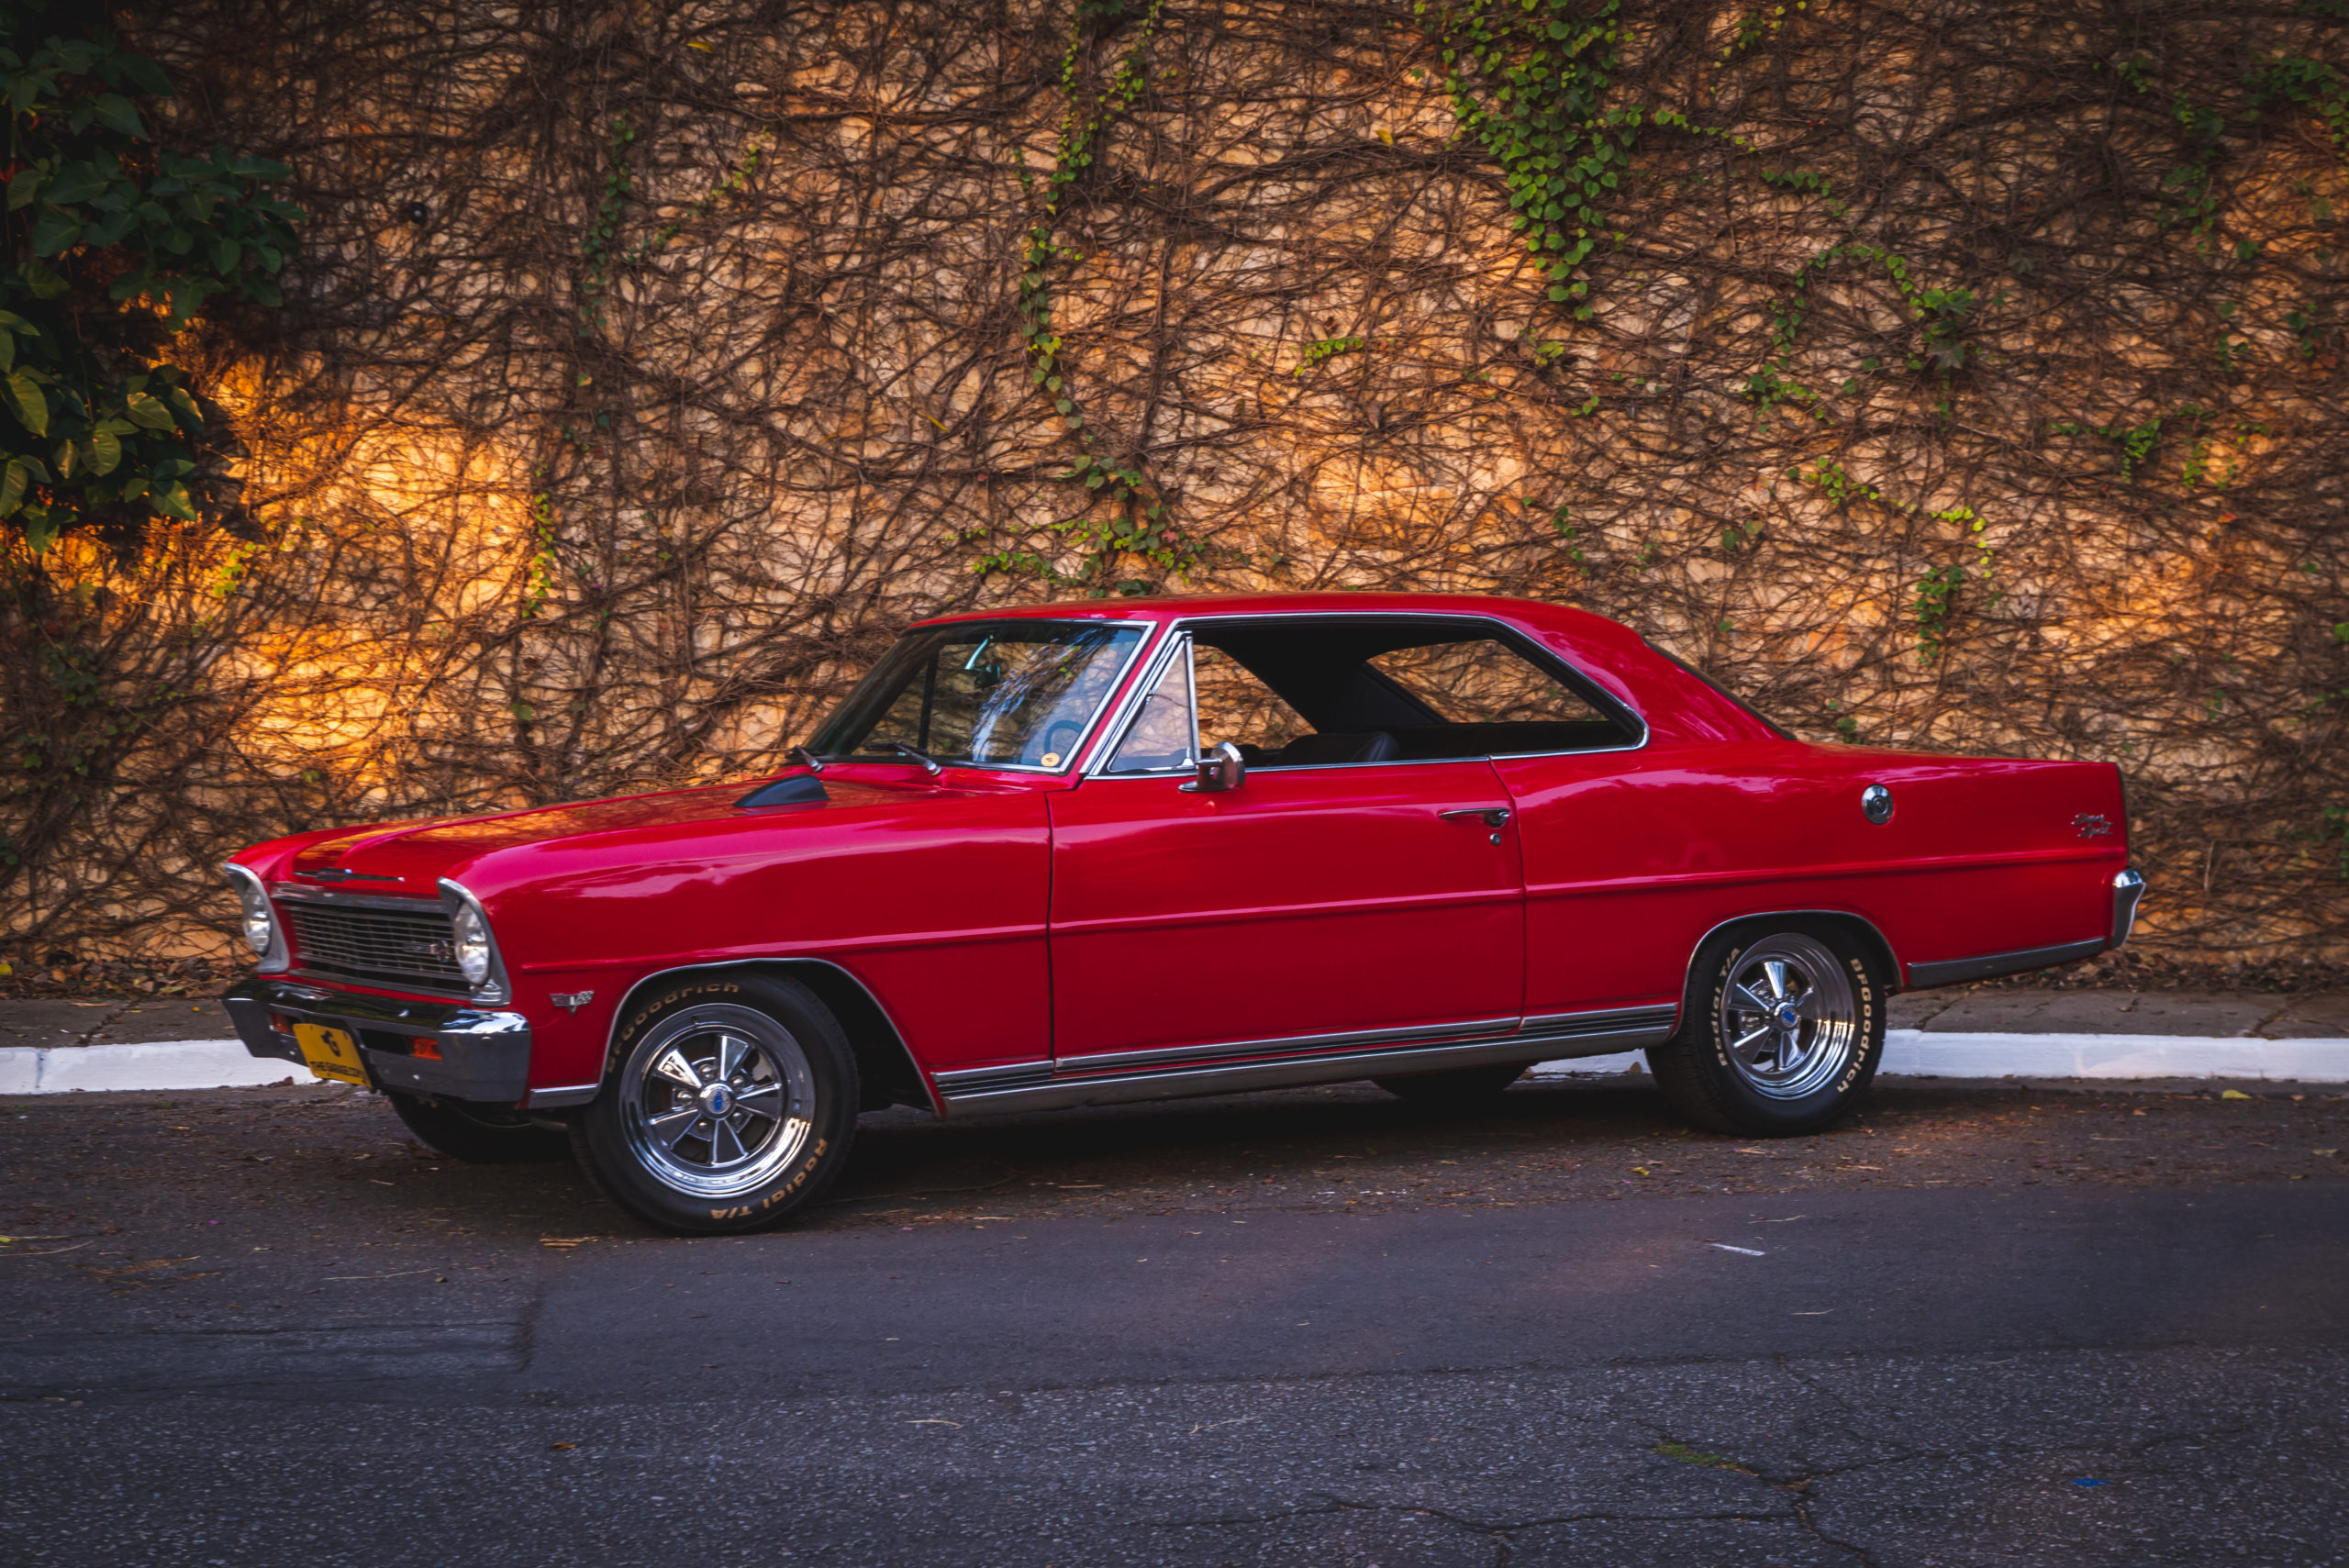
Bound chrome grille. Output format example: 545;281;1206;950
282;898;467;991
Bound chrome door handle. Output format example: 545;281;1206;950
1439;807;1512;828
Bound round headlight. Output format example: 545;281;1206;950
237;879;275;956
451;900;493;985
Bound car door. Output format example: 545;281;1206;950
1047;629;1526;1069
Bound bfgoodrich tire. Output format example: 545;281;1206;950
572;973;860;1235
387;1091;571;1163
1648;922;1886;1137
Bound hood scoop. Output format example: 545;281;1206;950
735;774;829;808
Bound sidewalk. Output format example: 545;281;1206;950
3;989;2346;1095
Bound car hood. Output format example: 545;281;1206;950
258;773;991;897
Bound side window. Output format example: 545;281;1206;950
1105;640;1197;773
1364;633;1637;757
1369;639;1611;727
1193;644;1308;757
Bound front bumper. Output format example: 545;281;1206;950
223;977;532;1104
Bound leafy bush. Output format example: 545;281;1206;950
0;3;299;551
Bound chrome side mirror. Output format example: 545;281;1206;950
1179;740;1244;794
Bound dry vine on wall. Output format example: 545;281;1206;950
6;0;2347;981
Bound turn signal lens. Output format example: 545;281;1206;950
451;901;493;986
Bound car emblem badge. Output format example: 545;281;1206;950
700;1083;734;1118
2073;813;2112;839
551;990;596;1014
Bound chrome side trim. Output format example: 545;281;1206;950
1014;1014;1523;1079
930;1060;1058;1094
1904;937;2107;990
1520;1004;1683;1036
933;1004;1677;1117
2110;868;2145;948
525;1081;603;1109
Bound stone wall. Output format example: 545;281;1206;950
5;0;2344;970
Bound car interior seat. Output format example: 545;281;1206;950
1268;730;1400;766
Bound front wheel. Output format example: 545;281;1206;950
1648;924;1885;1137
572;975;860;1234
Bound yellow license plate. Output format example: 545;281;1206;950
293;1022;368;1086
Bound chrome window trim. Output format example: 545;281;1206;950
1089;628;1199;777
1081;609;1650;774
1076;621;1182;775
829;615;1160;778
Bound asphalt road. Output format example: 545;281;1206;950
3;1075;2344;1566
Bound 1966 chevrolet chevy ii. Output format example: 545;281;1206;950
223;593;2143;1232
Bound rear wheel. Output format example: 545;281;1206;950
1649;923;1885;1137
1374;1062;1532;1107
572;974;859;1234
386;1091;570;1163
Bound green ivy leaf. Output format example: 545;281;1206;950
2;370;50;436
150;481;197;521
85;428;122;476
28;208;82;257
92;93;147;138
123;392;175;430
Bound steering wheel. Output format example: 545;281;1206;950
1038;718;1082;767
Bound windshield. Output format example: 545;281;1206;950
807;619;1147;770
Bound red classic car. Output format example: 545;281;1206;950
222;593;2143;1231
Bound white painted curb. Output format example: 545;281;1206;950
0;1040;301;1095
5;1031;2347;1095
1533;1029;2349;1084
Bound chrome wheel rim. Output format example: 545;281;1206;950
1719;935;1858;1100
619;1006;816;1198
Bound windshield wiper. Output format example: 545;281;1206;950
788;744;828;774
887;740;944;777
